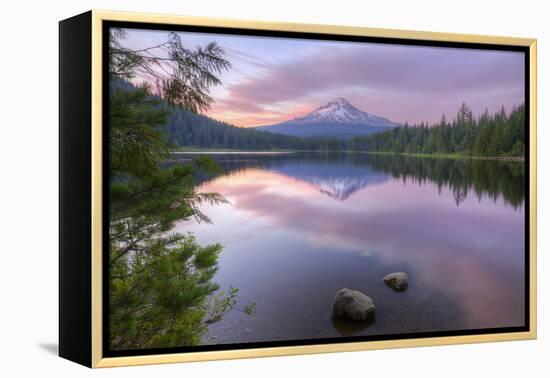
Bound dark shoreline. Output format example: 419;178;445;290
172;149;525;162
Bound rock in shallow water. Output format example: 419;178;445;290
332;288;375;322
383;272;409;292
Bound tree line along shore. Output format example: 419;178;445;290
164;101;525;159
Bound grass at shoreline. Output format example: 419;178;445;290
362;151;525;161
172;147;524;161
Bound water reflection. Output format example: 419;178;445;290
176;152;525;208
173;152;525;344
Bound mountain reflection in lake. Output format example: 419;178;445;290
173;152;525;345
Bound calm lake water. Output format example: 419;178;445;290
173;152;525;344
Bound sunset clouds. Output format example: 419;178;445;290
122;29;525;127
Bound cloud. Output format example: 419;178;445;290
209;44;524;126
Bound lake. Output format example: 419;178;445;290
172;152;525;344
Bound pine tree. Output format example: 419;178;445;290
108;30;255;350
348;103;525;158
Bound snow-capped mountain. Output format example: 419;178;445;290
255;98;398;139
290;97;396;126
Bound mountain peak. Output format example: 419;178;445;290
315;97;354;113
255;98;398;139
297;98;394;127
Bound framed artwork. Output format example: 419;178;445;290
59;10;537;368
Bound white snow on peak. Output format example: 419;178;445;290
289;98;396;128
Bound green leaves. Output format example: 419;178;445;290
109;87;170;178
107;33;256;351
109;232;225;350
193;155;224;176
107;91;232;349
194;244;222;269
244;302;257;316
109;29;231;113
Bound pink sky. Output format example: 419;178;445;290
121;29;525;127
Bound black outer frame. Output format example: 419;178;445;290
58;11;531;368
59;11;93;367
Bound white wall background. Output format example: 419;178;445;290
0;0;547;376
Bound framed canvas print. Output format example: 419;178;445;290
59;10;537;368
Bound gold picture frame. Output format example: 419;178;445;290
59;10;537;368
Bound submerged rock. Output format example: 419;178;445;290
383;272;409;292
332;288;375;322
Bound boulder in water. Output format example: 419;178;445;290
383;272;409;292
332;288;375;322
